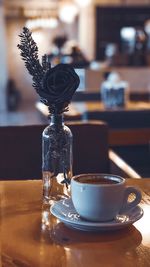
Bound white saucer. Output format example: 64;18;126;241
50;198;143;231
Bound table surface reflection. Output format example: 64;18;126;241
0;179;150;267
73;100;150;113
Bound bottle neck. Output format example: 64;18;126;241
50;114;64;126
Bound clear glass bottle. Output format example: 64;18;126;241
42;114;73;205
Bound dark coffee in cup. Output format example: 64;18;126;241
75;176;118;185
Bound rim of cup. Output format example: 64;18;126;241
71;173;125;187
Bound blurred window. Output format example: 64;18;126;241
75;69;85;91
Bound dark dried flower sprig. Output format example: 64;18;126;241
17;27;80;114
17;27;44;94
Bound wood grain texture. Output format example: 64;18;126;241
0;179;150;267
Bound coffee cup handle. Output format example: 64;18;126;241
121;186;142;213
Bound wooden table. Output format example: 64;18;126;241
0;179;150;267
36;101;150;118
73;100;150;113
74;100;150;126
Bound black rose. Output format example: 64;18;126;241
40;64;80;106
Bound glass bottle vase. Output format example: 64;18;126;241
42;114;73;205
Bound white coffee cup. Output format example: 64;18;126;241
71;173;142;222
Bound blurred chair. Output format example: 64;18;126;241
0;121;141;180
84;110;150;129
68;121;141;178
72;92;100;102
0;125;43;180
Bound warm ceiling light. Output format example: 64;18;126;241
25;18;58;30
47;18;58;28
120;27;136;40
74;0;91;7
59;3;78;24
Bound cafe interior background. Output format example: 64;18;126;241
0;0;150;177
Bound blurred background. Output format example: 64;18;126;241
1;0;150;124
